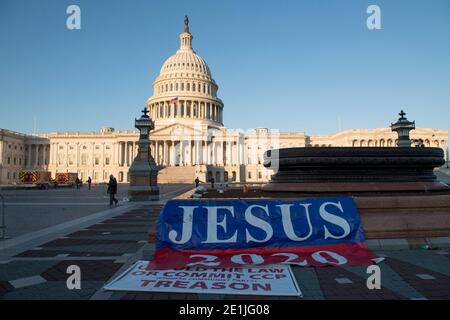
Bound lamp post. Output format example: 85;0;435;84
390;110;415;147
128;108;159;201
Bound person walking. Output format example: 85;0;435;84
210;177;215;189
87;177;92;190
107;175;119;206
195;177;200;188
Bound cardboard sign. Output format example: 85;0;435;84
150;198;378;269
104;261;302;297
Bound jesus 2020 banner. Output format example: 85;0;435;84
149;198;379;269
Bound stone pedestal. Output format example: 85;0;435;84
258;146;450;240
128;109;159;201
263;147;449;193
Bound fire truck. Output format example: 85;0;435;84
18;171;54;189
54;172;78;188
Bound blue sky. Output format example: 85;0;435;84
0;0;449;135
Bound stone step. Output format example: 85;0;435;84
158;166;197;183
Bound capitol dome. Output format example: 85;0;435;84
147;16;224;128
159;48;211;79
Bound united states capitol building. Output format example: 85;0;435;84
0;18;448;185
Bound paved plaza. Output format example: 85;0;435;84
1;180;450;300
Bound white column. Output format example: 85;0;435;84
121;142;124;166
48;144;52;166
163;140;167;165
129;142;132;164
125;142;129;166
43;145;47;166
117;142;121;166
28;144;32;166
202;141;206;164
170;140;175;165
49;142;55;165
129;142;133;165
219;141;224;165
188;140;192;165
35;144;39;166
194;140;199;165
114;142;118;165
225;141;230;166
65;143;69;167
155;141;159;165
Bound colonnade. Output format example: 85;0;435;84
27;144;49;167
149;139;239;166
148;100;223;124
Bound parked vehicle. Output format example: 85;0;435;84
18;171;53;189
54;172;78;188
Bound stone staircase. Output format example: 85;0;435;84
157;166;197;184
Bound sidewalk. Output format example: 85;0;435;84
1;199;450;299
0;204;162;299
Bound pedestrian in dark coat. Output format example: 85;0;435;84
87;177;92;190
195;177;200;188
107;175;119;206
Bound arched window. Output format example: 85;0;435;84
181;83;184;91
352;140;358;147
170;83;173;91
175;83;178;91
192;83;196;91
187;83;190;91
